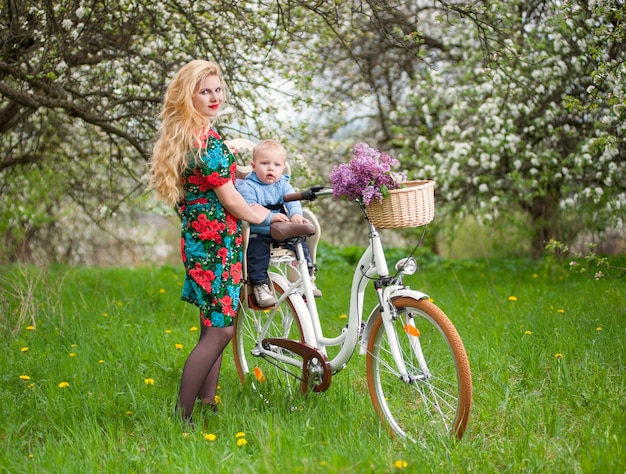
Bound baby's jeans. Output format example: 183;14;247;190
246;233;314;285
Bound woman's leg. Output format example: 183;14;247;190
198;351;223;406
176;319;234;421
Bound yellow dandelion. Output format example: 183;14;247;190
28;454;34;459
27;383;35;389
339;314;347;319
190;326;198;332
99;360;105;364
235;432;246;438
26;326;35;331
165;329;172;334
204;433;217;441
524;330;532;335
102;313;109;317
508;296;518;301
557;308;565;313
182;432;189;439
555;353;563;359
214;395;221;404
175;343;183;350
237;438;248;447
126;411;133;415
144;378;155;385
596;327;602;331
532;273;538;278
58;382;70;388
69;353;76;357
19;375;31;381
21;347;29;352
394;460;409;469
71;344;77;347
116;301;123;306
159;288;166;294
428;297;435;303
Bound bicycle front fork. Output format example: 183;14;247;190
374;283;431;383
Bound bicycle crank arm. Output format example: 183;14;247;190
262;338;332;393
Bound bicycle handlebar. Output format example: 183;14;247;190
283;186;333;202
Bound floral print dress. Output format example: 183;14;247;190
179;129;243;327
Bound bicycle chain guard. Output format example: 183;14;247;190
262;338;332;393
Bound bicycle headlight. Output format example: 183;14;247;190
395;257;417;275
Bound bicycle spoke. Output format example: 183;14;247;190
233;280;307;402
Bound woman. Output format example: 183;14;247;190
149;60;269;424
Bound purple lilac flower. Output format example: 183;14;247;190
330;142;404;205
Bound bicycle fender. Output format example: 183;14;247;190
358;288;429;355
389;287;430;302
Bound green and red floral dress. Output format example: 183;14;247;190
179;129;243;327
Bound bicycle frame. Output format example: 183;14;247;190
261;218;430;377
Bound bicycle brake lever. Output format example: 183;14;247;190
301;185;329;201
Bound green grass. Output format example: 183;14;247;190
1;250;624;473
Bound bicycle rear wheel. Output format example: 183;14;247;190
366;297;472;441
233;279;307;399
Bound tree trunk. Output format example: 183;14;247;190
527;184;562;259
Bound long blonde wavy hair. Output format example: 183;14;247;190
148;60;229;206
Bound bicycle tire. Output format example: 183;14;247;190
233;278;308;399
366;297;472;441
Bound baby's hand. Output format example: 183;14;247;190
290;214;308;224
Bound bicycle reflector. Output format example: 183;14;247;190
395;257;417;275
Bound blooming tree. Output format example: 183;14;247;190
401;0;626;255
289;0;625;255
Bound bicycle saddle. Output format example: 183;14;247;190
270;221;316;242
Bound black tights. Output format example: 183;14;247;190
176;314;234;421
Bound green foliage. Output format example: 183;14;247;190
1;258;624;472
545;239;626;280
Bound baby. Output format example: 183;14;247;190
236;139;321;307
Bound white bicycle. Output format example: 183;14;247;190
232;185;472;441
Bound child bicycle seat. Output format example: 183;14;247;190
231;138;321;283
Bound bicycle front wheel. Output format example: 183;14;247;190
366;297;472;441
233;279;308;399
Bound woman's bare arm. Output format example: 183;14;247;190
214;180;270;224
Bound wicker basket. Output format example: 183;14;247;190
365;180;435;229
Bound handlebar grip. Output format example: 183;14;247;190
283;191;303;202
283;186;331;202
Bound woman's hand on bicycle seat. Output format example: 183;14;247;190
270;213;290;223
